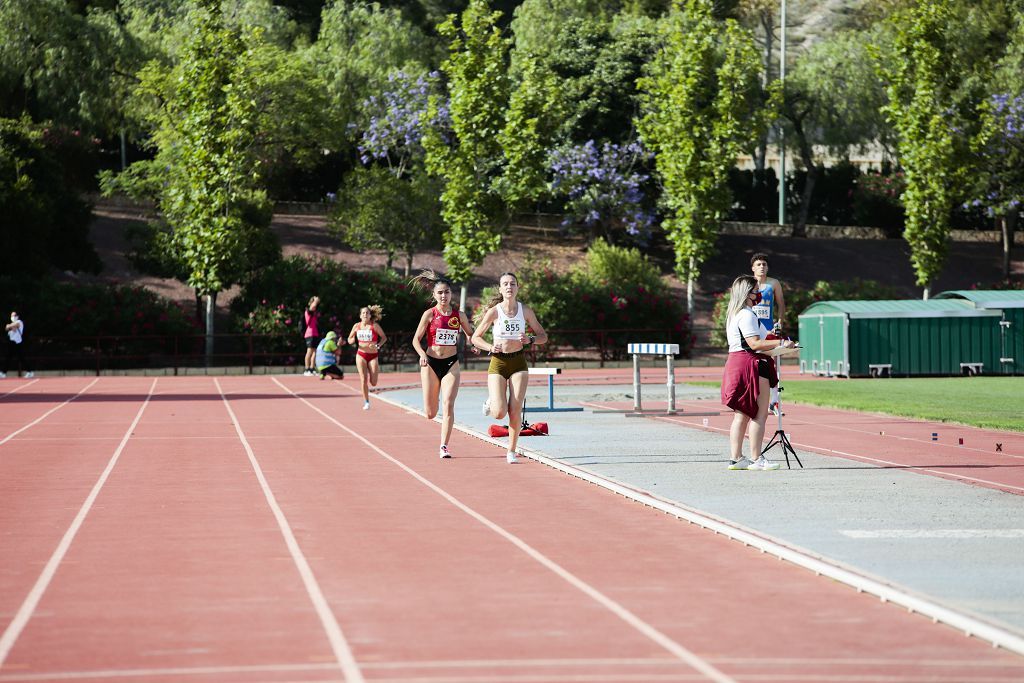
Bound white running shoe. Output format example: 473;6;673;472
482;399;490;417
0;372;6;378
747;456;781;471
727;458;751;470
506;451;518;464
23;372;34;378
363;401;370;410
439;445;452;459
302;369;313;376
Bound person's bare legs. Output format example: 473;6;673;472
746;377;771;460
439;364;460;447
356;355;370;402
304;346;315;372
729;411;751;461
367;357;380;387
485;373;509;419
421;365;440;419
506;371;530;454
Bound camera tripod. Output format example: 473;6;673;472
761;354;803;469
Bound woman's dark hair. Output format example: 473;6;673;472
409;269;456;306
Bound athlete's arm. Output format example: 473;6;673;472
374;323;387;348
457;311;480;354
471;308;497;352
347;324;359;346
522;306;548;346
772;278;786;328
411;310;432;363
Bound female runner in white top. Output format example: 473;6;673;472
471;272;548;463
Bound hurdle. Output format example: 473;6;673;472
523;367;584;414
593;343;718;417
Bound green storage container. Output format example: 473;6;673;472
934;290;1024;375
797;299;1004;377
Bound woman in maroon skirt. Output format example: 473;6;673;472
721;275;796;471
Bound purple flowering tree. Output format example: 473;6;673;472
355;69;449;178
548;139;654;241
970;92;1024;278
332;70;447;274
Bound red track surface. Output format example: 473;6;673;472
1;376;1022;682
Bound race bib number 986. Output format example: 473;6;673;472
435;328;458;346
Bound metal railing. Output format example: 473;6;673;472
19;327;712;375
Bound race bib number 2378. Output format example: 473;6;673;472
435;328;458;346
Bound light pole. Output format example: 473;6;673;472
777;0;786;226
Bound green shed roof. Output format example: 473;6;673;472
800;299;1001;319
934;290;1024;309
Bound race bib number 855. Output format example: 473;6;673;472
497;319;524;340
435;328;458;346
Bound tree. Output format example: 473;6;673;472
0;0;144;137
548;139;653;241
637;0;770;315
510;5;660;146
0;117;101;277
331;165;442;276
134;0;279;358
423;0;510;287
313;0;433;151
967;7;1024;279
875;1;965;298
782;28;890;237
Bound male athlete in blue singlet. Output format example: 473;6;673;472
751;252;787;413
750;253;786;333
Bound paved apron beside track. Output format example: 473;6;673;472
380;378;1024;638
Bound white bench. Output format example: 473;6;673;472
960;362;984;376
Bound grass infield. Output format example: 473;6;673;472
688;377;1024;432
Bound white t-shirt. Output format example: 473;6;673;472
726;308;764;352
492;302;526;341
7;319;23;344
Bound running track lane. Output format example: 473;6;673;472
0;376;1020;682
648;397;1024;495
0;378;345;682
251;376;1019;679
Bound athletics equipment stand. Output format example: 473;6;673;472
593;343;718;418
761;344;802;468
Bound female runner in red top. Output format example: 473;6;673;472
347;305;388;410
410;270;477;459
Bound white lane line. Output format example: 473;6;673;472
0;379;39;399
608;405;1024;495
841;529;1024;539
398;396;1024;656
214;378;364;683
671;397;1024;460
272;377;736;683
0;379;99;448
0;654;1018;681
0;378;155;667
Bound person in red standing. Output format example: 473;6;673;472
410;270;477;459
347;305;388;410
302;296;321;376
720;275;796;471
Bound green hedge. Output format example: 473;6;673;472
0;276;199;339
478;240;692;359
230;256;427;354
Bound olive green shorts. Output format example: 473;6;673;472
488;350;528;379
